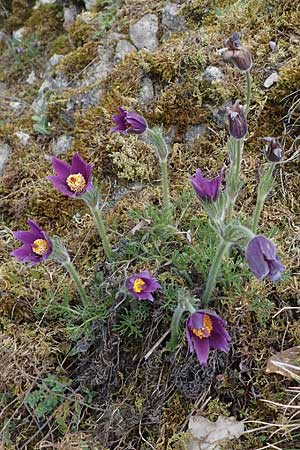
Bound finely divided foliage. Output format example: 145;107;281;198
11;32;285;369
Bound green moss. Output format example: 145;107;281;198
5;0;35;32
57;41;97;76
69;18;97;47
25;4;63;43
49;34;72;56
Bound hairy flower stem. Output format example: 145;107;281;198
160;158;172;221
202;238;231;307
226;138;244;222
64;260;89;307
246;70;252;114
252;163;275;233
89;206;113;260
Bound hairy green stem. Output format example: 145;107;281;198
64;260;89;307
202;238;231;307
246;70;252;114
160;158;172;219
252;164;275;233
89;206;113;260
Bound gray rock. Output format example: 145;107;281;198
9;101;22;111
63;4;80;30
139;77;154;103
32;95;47;114
80;46;113;87
46;54;65;72
13;27;26;41
83;0;97;11
66;86;102;112
129;14;158;51
52;134;73;155
264;72;279;88
15;131;30;146
162;3;186;32
184;124;207;143
204;66;224;82
114;39;136;63
26;70;37;85
38;74;68;95
0;32;8;43
0;143;11;175
212;101;232;128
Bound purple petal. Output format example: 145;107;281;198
188;312;204;330
186;326;194;352
256;235;277;260
11;245;40;265
47;176;75;197
51;157;72;178
71;153;92;181
246;237;270;280
193;338;210;365
13;231;35;244
27;220;44;237
209;333;231;352
137;291;154;302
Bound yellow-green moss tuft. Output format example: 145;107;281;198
57;41;98;76
25;4;64;42
49;34;73;56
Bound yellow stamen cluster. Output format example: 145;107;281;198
66;173;86;192
133;278;145;293
32;239;49;256
191;314;213;339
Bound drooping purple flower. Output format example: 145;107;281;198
190;168;223;202
186;310;231;365
227;101;248;139
246;235;285;282
11;220;53;265
223;32;252;72
48;152;93;198
125;270;161;302
261;137;283;162
111;107;147;134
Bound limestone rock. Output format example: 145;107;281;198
0;143;11;175
13;27;26;41
83;0;97;11
63;4;80;30
184;124;207;143
14;131;30;146
139;77;154;104
26;70;37;85
204;66;224;82
162;3;186;31
52;135;73;155
129;14;158;51
114;39;136;63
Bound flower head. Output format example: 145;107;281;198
11;220;53;265
246;235;285;282
223;32;252;72
126;270;161;302
48;152;93;198
111;107;147;135
261;137;283;162
186;310;231;365
190;168;223;202
227;101;248;139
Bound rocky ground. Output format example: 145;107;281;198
1;0;300;449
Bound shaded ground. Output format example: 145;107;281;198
1;0;300;448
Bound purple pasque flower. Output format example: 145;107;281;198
246;235;285;282
186;310;231;365
48;152;93;198
190;168;223;202
126;270;161;302
11;220;53;265
111;107;147;134
227;100;248;139
223;32;252;72
261;137;283;163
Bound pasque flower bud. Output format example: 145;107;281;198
261;137;283;162
227;101;248;139
223;32;252;72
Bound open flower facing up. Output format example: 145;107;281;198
227;101;248;139
126;270;161;302
48;152;93;198
111;107;147;134
246;235;285;282
223;31;252;72
186;310;231;365
11;220;53;265
190;168;223;202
